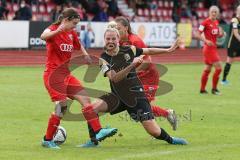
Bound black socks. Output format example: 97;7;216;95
156;128;173;144
223;63;231;81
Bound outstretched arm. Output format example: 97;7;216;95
80;45;92;64
142;38;180;55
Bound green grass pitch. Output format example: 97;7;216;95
0;63;240;160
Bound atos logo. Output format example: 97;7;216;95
212;29;219;35
60;44;73;52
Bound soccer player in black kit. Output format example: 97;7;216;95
80;27;188;147
222;5;240;85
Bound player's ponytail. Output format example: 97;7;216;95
115;16;132;34
52;8;80;25
53;14;64;25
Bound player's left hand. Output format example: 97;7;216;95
167;38;181;52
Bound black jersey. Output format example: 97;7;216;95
99;45;146;107
228;17;240;49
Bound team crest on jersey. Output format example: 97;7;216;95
69;34;73;40
124;54;131;61
212;29;218;35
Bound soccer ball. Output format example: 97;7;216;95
53;126;67;145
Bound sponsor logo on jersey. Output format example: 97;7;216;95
60;44;73;52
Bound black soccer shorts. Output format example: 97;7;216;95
99;93;154;122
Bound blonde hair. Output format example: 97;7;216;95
107;21;117;29
209;5;220;15
104;28;120;38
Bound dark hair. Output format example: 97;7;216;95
53;8;80;25
115;16;132;34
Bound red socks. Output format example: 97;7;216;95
82;105;102;132
212;68;222;90
45;113;61;140
200;69;211;91
200;68;222;91
151;106;169;117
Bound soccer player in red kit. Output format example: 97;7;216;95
196;6;224;95
112;16;177;130
40;8;117;149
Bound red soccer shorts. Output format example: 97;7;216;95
138;68;160;102
203;46;220;65
43;71;84;102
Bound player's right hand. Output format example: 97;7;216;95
57;24;66;32
57;23;72;32
133;56;143;66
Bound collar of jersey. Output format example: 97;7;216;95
105;46;120;56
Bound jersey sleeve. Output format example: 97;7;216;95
72;31;81;50
199;20;207;33
132;38;147;48
47;25;56;31
45;25;57;42
231;18;239;29
99;56;111;77
130;34;147;48
130;45;143;57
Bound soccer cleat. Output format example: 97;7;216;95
211;89;221;95
200;90;208;94
42;139;60;149
221;80;229;85
171;137;188;145
166;109;178;131
96;128;118;142
76;140;99;148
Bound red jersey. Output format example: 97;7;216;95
198;18;220;50
45;24;81;73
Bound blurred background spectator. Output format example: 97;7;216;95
0;0;238;25
91;0;109;22
81;22;95;49
0;0;9;20
50;4;62;22
15;0;32;20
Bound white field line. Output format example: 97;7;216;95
106;144;240;160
